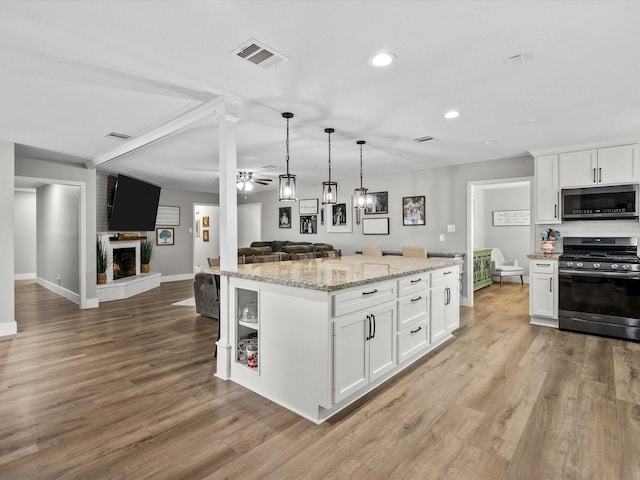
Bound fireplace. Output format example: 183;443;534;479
113;247;136;280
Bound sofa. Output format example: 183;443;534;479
250;241;338;257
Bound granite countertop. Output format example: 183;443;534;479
204;255;463;292
528;253;562;260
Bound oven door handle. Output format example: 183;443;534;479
559;269;640;279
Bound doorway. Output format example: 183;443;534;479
466;177;533;307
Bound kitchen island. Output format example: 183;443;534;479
206;255;462;423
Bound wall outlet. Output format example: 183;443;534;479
439;234;445;242
447;224;455;233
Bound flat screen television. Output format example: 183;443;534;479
109;174;161;232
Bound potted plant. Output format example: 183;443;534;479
140;239;154;273
96;237;110;285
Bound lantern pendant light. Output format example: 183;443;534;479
279;112;297;201
322;128;338;205
354;140;368;210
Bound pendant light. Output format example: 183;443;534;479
354;140;368;210
322;127;338;205
279;112;297;201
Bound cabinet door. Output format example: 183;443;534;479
444;284;460;333
534;154;561;224
597;144;640;185
530;273;555;318
559;149;597;187
430;284;447;343
368;304;396;382
334;312;368;403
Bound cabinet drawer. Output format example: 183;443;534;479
397;293;428;330
431;266;459;287
333;280;396;317
397;319;429;364
531;260;555;274
398;273;429;297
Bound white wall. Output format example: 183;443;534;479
0;141;16;335
194;204;220;270
14;189;37;278
37;184;81;293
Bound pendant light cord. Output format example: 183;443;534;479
285;116;290;176
359;142;363;189
327;129;332;183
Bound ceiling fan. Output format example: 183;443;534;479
237;171;272;198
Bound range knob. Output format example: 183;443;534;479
566;261;574;267
623;264;631;271
611;264;619;270
576;262;584;268
593;263;600;269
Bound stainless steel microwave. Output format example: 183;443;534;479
561;184;639;221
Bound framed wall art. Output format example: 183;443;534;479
327;196;353;233
299;199;318;215
300;215;317;234
362;217;390;235
203;230;209;242
402;195;426;226
279;206;292;229
365;191;388;215
156;205;180;226
492;210;530;226
194;219;200;237
156;227;175;245
202;216;210;227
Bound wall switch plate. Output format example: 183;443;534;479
447;224;455;233
439;234;445;241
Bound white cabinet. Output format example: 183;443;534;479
534;154;561;224
334;301;396;403
397;273;430;364
431;266;460;343
560;144;639;188
529;259;558;321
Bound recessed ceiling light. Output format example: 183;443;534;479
369;52;396;67
482;140;497;145
444;110;460;119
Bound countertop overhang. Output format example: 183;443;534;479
203;255;462;292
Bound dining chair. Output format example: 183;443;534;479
402;246;428;258
238;255;256;265
207;257;220;267
322;250;339;258
362;246;383;256
255;254;281;263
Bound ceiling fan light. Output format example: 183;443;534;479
244;182;253;191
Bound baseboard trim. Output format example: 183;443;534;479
14;272;36;280
161;273;195;283
0;321;18;337
35;277;80;305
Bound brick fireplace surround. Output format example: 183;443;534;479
96;233;161;302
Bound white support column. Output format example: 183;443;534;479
215;99;240;379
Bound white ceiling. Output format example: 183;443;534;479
3;1;640;193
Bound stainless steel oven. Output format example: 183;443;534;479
559;237;640;341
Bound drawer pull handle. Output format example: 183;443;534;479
362;289;378;295
410;278;422;283
411;296;422;302
410;326;422;334
443;271;452;275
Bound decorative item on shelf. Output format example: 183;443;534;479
239;301;258;323
541;229;561;255
354;140;368;225
96;236;110;285
247;344;258;369
279;112;297;201
322;127;338;205
140;238;154;273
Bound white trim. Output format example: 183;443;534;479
161;273;195;282
14;273;36;280
0;322;17;337
83;297;99;309
35;277;81;305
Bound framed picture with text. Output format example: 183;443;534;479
299;198;318;215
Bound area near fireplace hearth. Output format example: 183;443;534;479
96;233;160;302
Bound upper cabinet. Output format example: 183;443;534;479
560;144;639;188
534;154;560;224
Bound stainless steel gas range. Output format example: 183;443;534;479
559;237;640;341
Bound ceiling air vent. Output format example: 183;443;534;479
104;131;131;141
413;136;436;143
232;38;288;69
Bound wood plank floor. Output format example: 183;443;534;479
2;279;640;479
